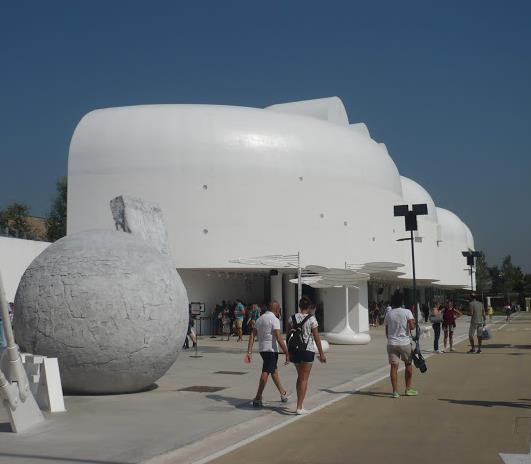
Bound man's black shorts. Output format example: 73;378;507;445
260;352;279;373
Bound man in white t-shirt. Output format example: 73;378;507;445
245;301;290;408
384;293;417;398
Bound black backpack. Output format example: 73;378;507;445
287;314;312;355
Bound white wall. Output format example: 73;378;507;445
0;237;50;302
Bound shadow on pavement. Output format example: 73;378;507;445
0;453;129;464
183;346;245;354
439;398;531;409
318;388;391;398
353;390;392;398
206;394;294;415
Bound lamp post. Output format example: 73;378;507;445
462;250;481;292
394;203;428;333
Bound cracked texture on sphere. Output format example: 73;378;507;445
14;230;188;394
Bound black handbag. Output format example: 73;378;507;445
411;341;427;373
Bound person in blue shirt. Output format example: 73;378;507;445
234;300;245;342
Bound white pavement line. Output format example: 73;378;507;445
143;366;391;464
189;372;393;464
173;342;458;464
500;446;531;463
145;318;505;464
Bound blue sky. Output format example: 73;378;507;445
1;1;530;271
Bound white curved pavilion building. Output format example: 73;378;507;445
67;97;475;344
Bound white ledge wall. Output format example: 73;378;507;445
68;103;405;270
0;237;50;302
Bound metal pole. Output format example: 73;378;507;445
470;265;474;292
410;230;419;338
297;251;302;303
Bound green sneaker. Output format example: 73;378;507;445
405;388;418;396
392;391;400;398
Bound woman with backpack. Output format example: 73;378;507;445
287;296;326;415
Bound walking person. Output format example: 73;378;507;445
468;294;486;354
505;304;512;323
421;303;429;323
245;301;290;408
288;296;326;415
430;303;444;353
247;304;261;335
183;306;197;349
442;301;462;352
234;300;245;342
384;292;417;398
222;308;231;341
487;304;494;323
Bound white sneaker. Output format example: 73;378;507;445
280;392;291;403
436;350;444;354
296;408;309;415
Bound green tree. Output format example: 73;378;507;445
46;176;67;242
0;202;32;238
475;253;492;296
523;273;531;295
498;255;525;303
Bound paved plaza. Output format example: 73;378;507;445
0;314;527;464
211;313;531;464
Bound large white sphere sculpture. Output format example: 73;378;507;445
14;230;189;394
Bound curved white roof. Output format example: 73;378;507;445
434;207;470;287
462;222;475;250
436;207;468;244
349;123;370;138
400;177;438;223
266;96;349;126
68;100;404;268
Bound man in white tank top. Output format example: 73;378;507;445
384;292;417;398
245;301;290;408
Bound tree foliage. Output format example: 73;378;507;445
0;202;32;238
489;255;527;302
46;176;67;242
475;253;492;294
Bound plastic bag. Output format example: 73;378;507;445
479;327;491;340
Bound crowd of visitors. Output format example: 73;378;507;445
212;300;266;341
192;291;503;407
369;301;391;327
